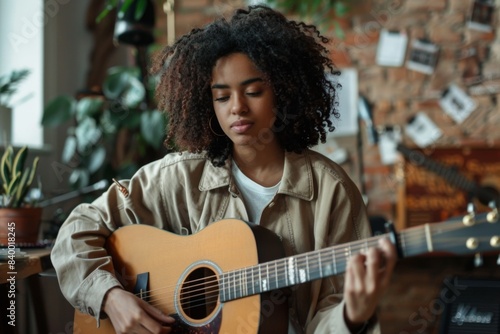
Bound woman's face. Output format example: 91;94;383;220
210;53;277;148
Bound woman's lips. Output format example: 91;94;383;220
230;120;253;133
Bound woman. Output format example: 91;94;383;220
51;5;396;334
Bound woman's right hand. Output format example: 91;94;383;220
103;287;176;334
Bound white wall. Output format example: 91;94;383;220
0;0;44;147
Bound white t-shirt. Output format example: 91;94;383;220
231;161;280;224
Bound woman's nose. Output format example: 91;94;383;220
231;95;248;114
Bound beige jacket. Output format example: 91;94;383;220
51;149;379;333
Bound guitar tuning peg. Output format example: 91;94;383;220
474;253;483;267
487;201;499;223
467;202;476;214
463;202;477;226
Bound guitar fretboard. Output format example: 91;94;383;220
219;227;431;302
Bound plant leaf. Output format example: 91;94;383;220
69;168;90;189
62;135;78;164
121;110;141;129
75;118;102;154
42;95;75;127
134;0;148;21
121;76;146;108
140;110;165;149
12;146;28;178
86;146;106;174
76;97;104;122
103;66;141;99
0;146;13;186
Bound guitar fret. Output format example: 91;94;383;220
226;273;230;300
400;233;406;258
265;263;269;291
283;259;289;286
287;257;295;285
233;270;237;299
331;248;337;275
274;261;279;289
298;256;306;283
305;255;310;281
242;268;247;297
318;251;323;278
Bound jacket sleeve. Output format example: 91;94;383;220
51;185;126;324
50;161;171;324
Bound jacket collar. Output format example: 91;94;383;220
199;150;314;201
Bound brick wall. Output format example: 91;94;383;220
326;0;500;222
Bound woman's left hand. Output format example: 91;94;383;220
343;237;397;328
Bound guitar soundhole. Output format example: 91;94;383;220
180;267;219;320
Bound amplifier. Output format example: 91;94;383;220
440;277;500;333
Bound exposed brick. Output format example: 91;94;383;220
449;0;475;12
403;0;446;12
428;61;456;91
465;29;496;43
428;13;465;44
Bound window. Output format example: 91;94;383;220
0;0;44;147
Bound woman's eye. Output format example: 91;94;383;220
246;91;262;97
214;96;229;102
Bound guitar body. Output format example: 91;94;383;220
73;219;289;334
71;209;500;333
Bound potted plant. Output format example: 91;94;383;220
0;69;30;144
0;145;41;245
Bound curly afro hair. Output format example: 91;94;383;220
151;5;340;167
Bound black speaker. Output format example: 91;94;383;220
439;277;500;333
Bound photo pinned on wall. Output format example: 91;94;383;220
324;68;359;137
467;0;495;32
312;68;358;164
377;125;402;165
406;39;439;75
405;112;442;148
439;84;477;124
376;29;408;67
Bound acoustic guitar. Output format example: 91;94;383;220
73;210;500;333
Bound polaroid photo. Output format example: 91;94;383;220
406;39;439;75
467;0;495;32
376;29;408;67
325;68;359;137
405;112;442;148
439;84;477;124
377;125;402;165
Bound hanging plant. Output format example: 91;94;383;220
266;0;364;38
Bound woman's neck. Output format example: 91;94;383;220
232;143;285;187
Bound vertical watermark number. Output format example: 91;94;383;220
5;221;17;327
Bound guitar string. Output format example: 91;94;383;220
145;233;483;312
141;217;492;311
136;217;493;312
141;217;491;312
147;233;491;312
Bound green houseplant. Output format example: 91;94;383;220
42;66;166;190
0;145;42;245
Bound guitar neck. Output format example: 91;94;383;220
396;144;478;193
220;226;431;302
